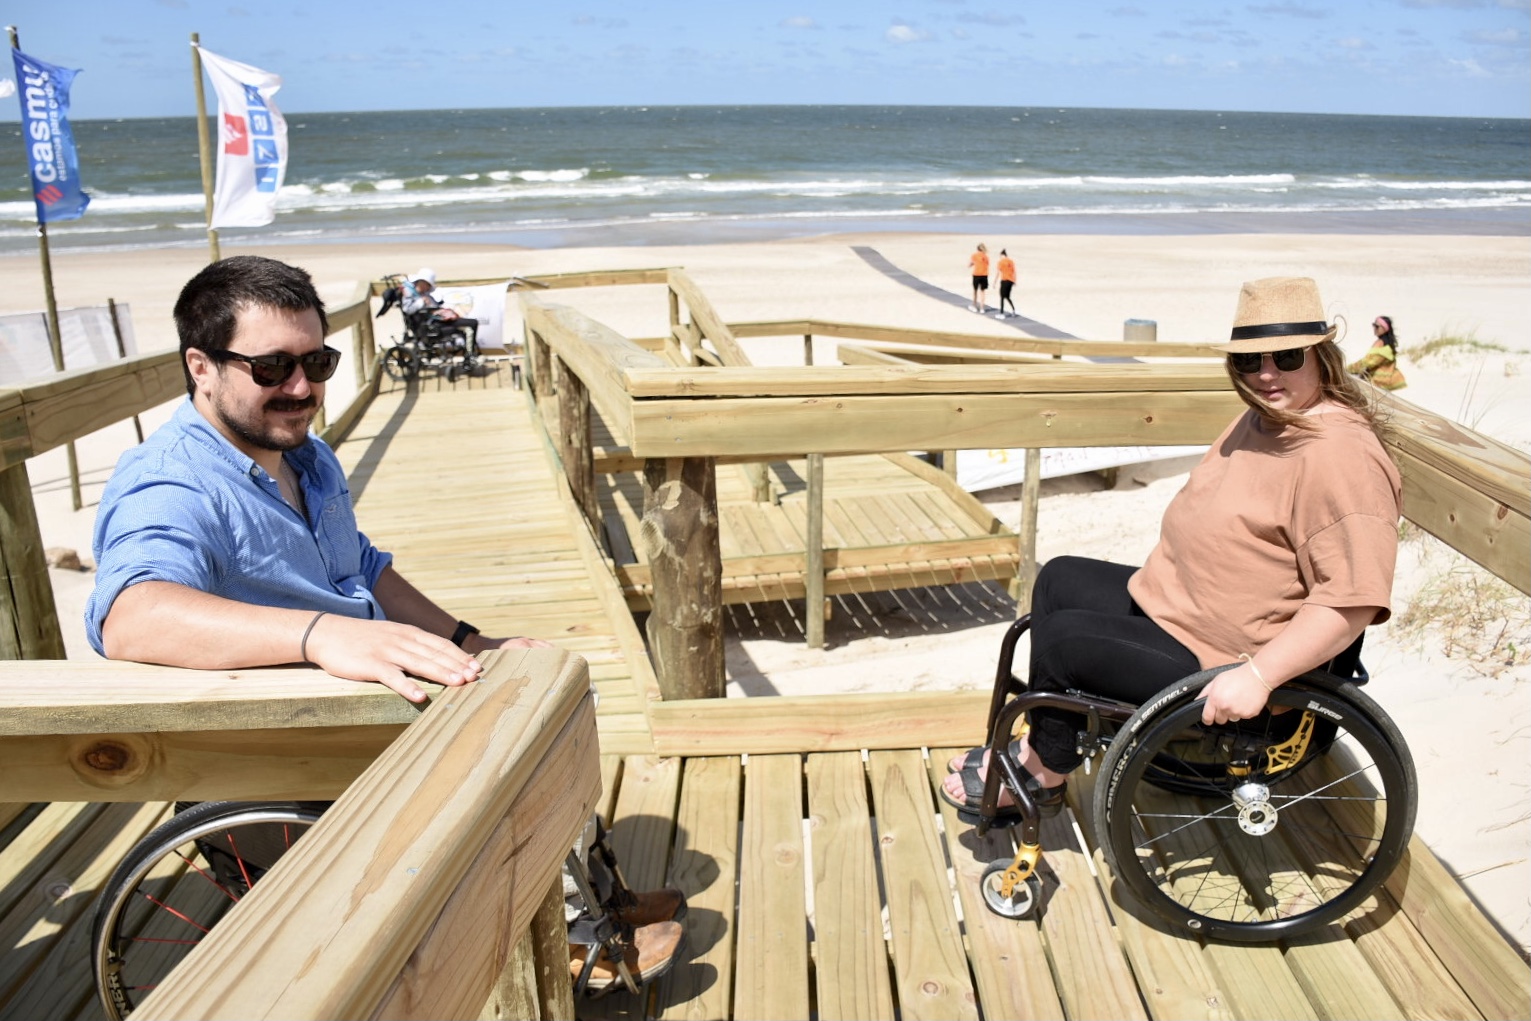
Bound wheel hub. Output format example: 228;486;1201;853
1232;781;1277;835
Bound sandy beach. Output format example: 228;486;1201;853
5;230;1528;954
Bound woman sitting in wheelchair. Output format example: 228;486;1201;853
404;266;478;348
941;275;1402;818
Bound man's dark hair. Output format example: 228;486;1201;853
174;256;330;397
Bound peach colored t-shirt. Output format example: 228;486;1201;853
1128;405;1402;668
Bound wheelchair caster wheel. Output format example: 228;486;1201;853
980;860;1041;919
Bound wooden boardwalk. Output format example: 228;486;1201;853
3;361;1527;1021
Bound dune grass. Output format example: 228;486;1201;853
1391;526;1529;678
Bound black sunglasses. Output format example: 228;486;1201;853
1229;347;1305;374
208;346;342;387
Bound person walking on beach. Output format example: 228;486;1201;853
969;243;990;313
995;248;1018;318
86;255;687;994
1348;315;1407;391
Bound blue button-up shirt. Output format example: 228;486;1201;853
86;399;393;655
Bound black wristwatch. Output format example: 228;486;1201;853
450;620;480;648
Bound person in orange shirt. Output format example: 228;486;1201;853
995;249;1017;318
968;243;990;313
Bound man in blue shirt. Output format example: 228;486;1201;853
88;256;684;992
88;256;511;699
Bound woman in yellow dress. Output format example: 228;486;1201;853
1348;315;1407;391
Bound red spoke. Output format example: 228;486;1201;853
224;832;257;892
138;892;211;934
176;847;242;904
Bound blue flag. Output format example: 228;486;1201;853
10;49;90;223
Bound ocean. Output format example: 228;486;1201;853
2;105;1528;255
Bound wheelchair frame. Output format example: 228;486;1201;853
968;615;1417;942
377;276;481;384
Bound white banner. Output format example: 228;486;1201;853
198;47;287;228
0;305;137;385
432;282;513;352
956;445;1207;493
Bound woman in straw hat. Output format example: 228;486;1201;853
942;276;1402;819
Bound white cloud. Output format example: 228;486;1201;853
1447;56;1493;74
1464;27;1524;44
886;23;932;43
1337;36;1374;49
781;16;820;30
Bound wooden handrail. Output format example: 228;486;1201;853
127;647;597;1019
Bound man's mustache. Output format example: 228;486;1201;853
265;396;318;413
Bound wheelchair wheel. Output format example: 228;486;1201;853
382;344;418;381
91;801;322;1019
980;859;1042;920
1093;669;1415;942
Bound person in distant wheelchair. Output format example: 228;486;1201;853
941;275;1402;816
403;266;479;352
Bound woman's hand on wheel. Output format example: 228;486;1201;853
1198;665;1270;725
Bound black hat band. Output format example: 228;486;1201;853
1229;321;1330;341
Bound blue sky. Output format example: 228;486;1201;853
6;0;1529;119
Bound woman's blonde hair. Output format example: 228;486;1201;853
1225;339;1383;434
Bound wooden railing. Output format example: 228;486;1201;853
519;282;1530;713
0;648;597;1018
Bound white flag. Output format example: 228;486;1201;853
198;47;287;228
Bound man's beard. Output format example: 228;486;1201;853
215;394;318;453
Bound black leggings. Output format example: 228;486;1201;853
1026;556;1200;773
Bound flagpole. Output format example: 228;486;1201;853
190;33;221;263
8;24;82;511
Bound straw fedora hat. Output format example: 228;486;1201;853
1216;276;1337;354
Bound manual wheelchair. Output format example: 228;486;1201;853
965;615;1416;943
375;275;481;384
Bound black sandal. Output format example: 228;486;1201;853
938;761;1066;823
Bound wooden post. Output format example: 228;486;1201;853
942;450;958;478
353;305;374;390
554;357;598;529
528;876;576;1020
803;333;814;366
0;463;67;660
107;298;145;444
805;452;826;649
530;328;552;400
745;462;772;503
1012;447;1042;615
640;456;724;700
190;34;221;264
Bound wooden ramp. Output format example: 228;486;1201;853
334;365;658;754
602;452;1019;611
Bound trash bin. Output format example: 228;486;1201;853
1124;318;1157;343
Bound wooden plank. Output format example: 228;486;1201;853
0;661;428;737
734;753;809;1021
136;649;595;1019
925;749;1064;1021
0;725;402;803
865;749;976;1021
1309;751;1530;1020
521;298;667;446
0;801;169;1010
667;270;750;368
804;752;895;1021
1395;446;1529;595
603;755;682;894
372;696;600;1019
650;690;989;756
0;352;182;470
0;803;107;924
725;318;1216;359
1031;807;1151;1020
627;390;1243;458
1381;390;1530;516
621;361;1236;399
657;756;742;1021
1065;767;1235;1021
